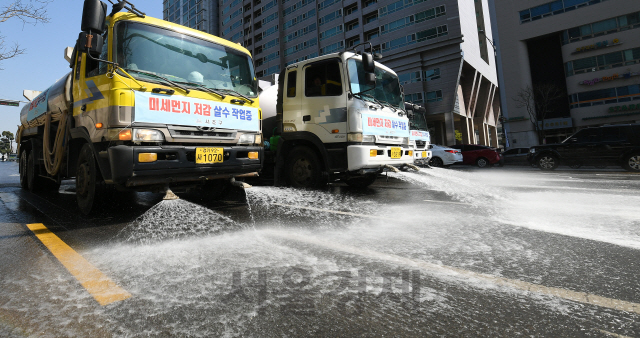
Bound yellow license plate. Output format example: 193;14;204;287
196;147;223;164
422;151;427;158
391;147;402;159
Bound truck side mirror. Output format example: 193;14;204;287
365;72;376;86
81;0;108;34
77;32;104;57
362;53;375;73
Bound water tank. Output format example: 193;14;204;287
20;73;72;126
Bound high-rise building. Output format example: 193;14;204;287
489;0;640;147
164;0;501;146
163;0;219;35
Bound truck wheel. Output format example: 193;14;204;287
345;174;377;188
286;146;325;188
537;154;559;171
623;152;640;172
76;144;103;215
26;151;43;192
19;150;28;189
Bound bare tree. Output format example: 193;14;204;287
0;0;51;68
513;83;565;144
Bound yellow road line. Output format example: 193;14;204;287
26;223;131;306
266;230;640;315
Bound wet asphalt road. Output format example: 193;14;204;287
1;160;640;337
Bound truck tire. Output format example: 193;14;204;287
76;143;103;215
26;151;43;192
345;174;377;188
537;154;559;171
286;146;325;189
19;150;28;189
623;152;640;172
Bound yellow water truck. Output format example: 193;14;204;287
17;0;262;214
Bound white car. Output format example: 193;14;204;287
428;144;463;167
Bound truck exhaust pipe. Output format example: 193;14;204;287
383;164;400;173
230;177;252;189
163;187;180;200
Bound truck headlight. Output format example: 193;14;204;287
529;148;536;154
348;133;363;142
409;140;416;147
403;137;410;145
238;133;255;145
362;135;375;143
133;129;164;142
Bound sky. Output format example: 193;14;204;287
0;0;162;148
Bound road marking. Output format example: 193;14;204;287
271;203;396;221
423;199;467;205
26;223;131;306
266;230;640;315
597;329;633;338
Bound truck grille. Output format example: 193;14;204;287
175;130;234;138
376;135;403;144
168;125;236;139
416;141;426;148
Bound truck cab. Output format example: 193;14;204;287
262;51;414;188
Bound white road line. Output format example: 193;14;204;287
265;230;640;316
270;203;396;221
423;199;467;205
508;184;634;192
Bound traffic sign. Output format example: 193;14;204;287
0;100;20;107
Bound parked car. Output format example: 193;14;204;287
428;144;463;167
502;147;532;166
448;144;503;168
528;124;640;172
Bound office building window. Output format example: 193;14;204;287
519;0;609;24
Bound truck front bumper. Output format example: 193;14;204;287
346;145;414;171
108;145;263;187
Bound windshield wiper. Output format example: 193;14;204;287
175;81;226;99
218;88;254;104
124;68;190;94
356;93;385;109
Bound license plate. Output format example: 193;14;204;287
196;147;223;164
422;151;427;158
391;147;402;159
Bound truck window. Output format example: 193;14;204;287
86;31;109;78
287;71;297;97
305;61;342;97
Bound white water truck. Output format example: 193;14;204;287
259;47;418;188
406;103;432;166
17;0;262;214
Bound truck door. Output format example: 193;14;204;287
282;69;301;133
300;59;347;143
72;31;110;134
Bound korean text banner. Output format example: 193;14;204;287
409;130;431;142
361;112;410;137
134;92;260;132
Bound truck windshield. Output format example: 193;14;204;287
347;59;403;109
409;111;428;131
115;21;258;97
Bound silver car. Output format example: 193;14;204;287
428;144;464;167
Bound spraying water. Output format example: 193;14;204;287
117;199;242;244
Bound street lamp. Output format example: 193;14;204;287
478;29;497;57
